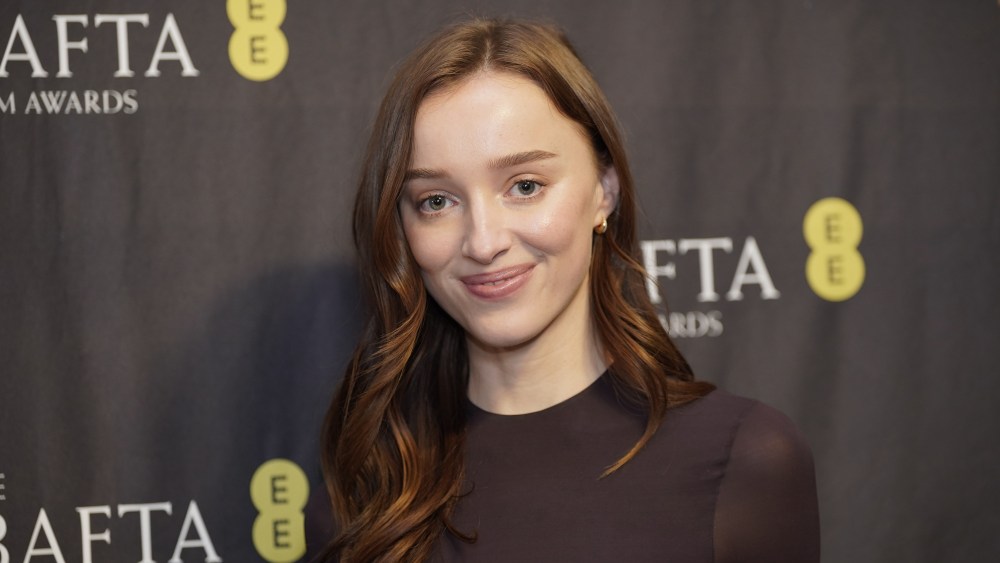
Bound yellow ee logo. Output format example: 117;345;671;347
227;0;288;81
803;197;865;301
250;458;309;563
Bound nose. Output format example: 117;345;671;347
461;197;511;264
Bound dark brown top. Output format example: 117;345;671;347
308;374;820;562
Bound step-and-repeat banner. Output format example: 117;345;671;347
1;1;997;562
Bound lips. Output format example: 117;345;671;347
460;264;535;299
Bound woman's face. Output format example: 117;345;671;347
399;71;616;351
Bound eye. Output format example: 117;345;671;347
510;179;542;198
418;194;454;213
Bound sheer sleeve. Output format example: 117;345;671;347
714;401;820;562
305;484;335;561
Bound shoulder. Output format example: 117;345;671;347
710;393;821;562
673;389;814;474
728;398;815;480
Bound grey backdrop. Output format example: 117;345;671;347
1;1;998;561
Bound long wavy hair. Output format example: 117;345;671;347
320;18;714;562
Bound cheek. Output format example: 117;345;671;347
521;196;594;255
403;221;454;275
524;214;570;251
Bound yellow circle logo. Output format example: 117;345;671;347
227;0;289;81
803;197;865;301
250;458;309;562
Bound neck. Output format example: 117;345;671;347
466;286;607;415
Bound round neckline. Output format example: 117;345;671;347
465;370;610;419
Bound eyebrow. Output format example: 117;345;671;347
488;149;558;170
404;150;558;182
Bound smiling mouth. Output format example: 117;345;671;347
460;264;535;299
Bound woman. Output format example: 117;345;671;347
318;18;819;562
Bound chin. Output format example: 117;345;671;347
464;322;540;352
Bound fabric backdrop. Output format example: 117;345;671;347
1;1;997;561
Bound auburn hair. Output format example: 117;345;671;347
320;18;714;562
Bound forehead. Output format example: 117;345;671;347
411;71;593;166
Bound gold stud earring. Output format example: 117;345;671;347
595;217;608;234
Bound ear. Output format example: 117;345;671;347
595;164;620;224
